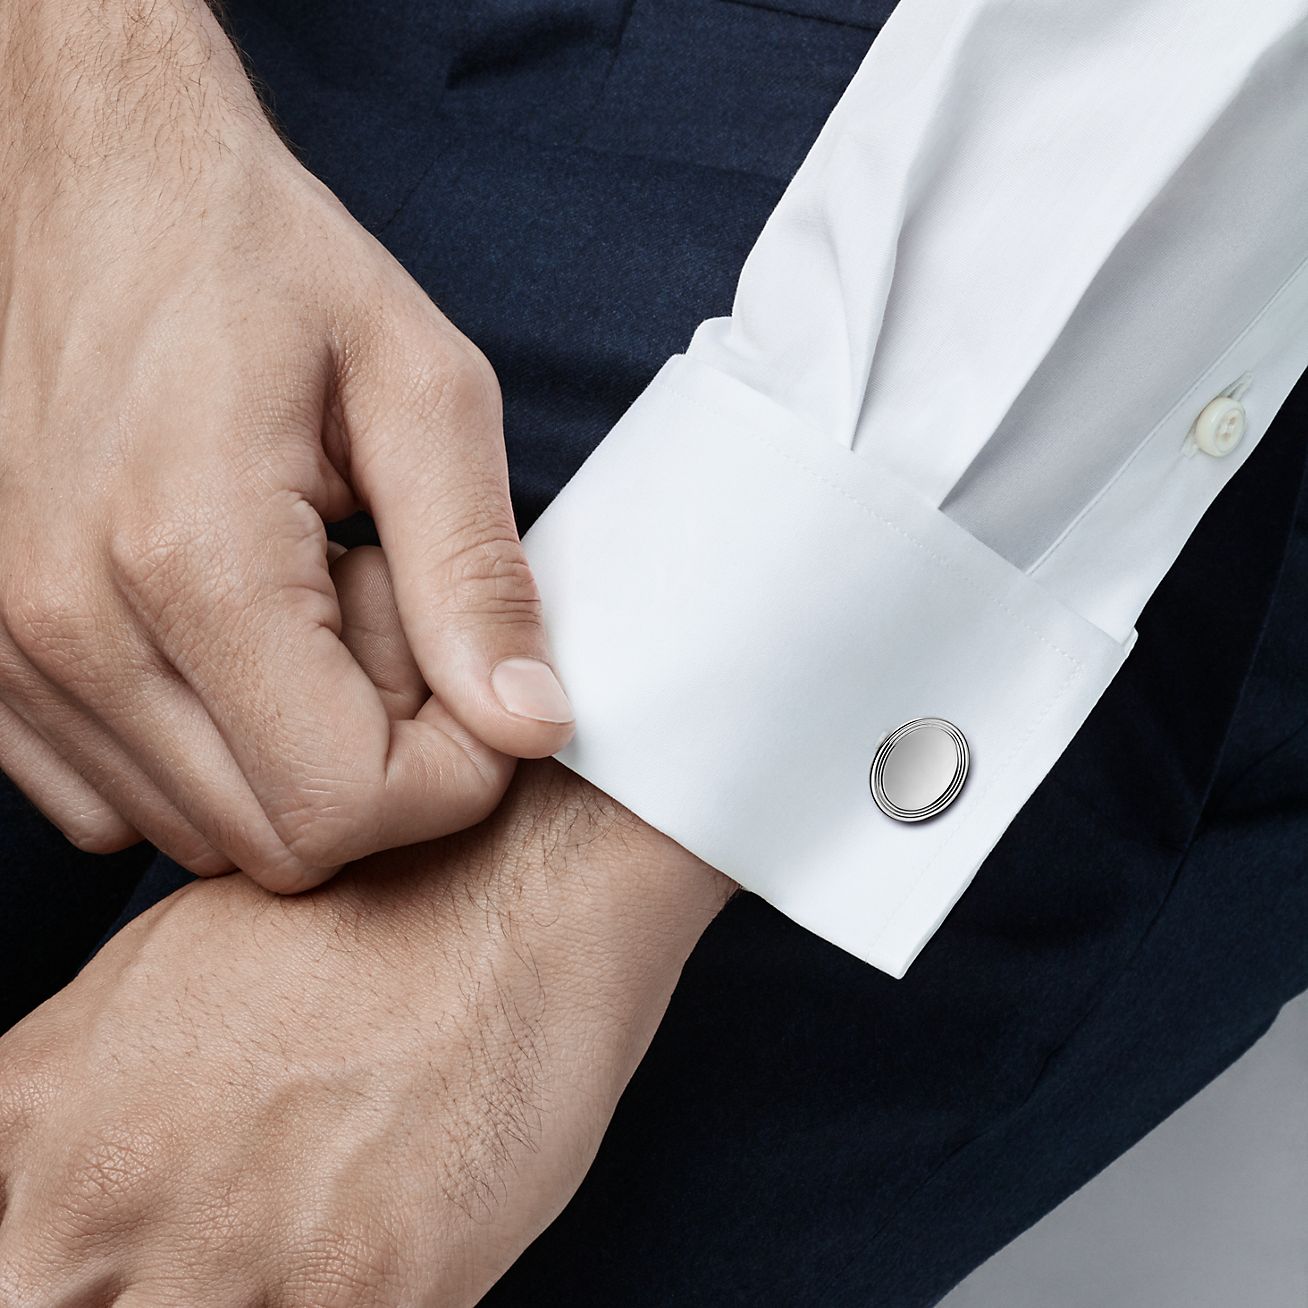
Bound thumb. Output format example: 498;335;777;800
342;317;574;759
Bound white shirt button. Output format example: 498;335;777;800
870;718;969;822
1192;395;1247;458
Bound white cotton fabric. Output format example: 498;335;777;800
523;0;1308;975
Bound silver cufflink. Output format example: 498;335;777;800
870;718;969;822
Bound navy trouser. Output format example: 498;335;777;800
2;3;1306;1303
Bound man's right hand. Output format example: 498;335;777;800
0;0;575;890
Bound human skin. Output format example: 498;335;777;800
0;549;734;1307
0;763;730;1307
0;0;574;892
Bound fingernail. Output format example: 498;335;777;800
491;657;575;724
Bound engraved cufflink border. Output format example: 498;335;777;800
870;717;969;823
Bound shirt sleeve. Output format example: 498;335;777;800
521;0;1308;977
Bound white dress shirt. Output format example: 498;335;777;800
522;0;1308;976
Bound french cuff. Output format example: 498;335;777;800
523;354;1133;977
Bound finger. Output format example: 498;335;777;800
0;700;139;855
333;545;510;818
91;545;462;887
119;489;514;890
0;650;230;876
331;546;428;720
340;313;575;761
10;517;364;885
38;639;323;886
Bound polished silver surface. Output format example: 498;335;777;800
870;718;969;822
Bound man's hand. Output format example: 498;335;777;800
0;0;574;892
0;544;733;1304
0;758;730;1307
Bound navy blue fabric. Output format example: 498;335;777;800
2;3;1306;1303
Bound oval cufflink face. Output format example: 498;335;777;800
870;718;969;822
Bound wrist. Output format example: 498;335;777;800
153;760;731;1115
487;758;736;942
327;760;733;1029
453;758;735;1080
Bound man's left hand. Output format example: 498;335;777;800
0;754;728;1307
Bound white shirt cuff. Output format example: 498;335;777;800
524;354;1133;977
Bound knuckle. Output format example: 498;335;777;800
106;502;259;658
434;337;502;423
106;514;181;587
54;1127;165;1235
263;797;360;883
0;1046;60;1142
110;495;331;655
106;510;207;612
441;532;541;623
391;308;497;390
369;319;502;435
1;573;96;673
